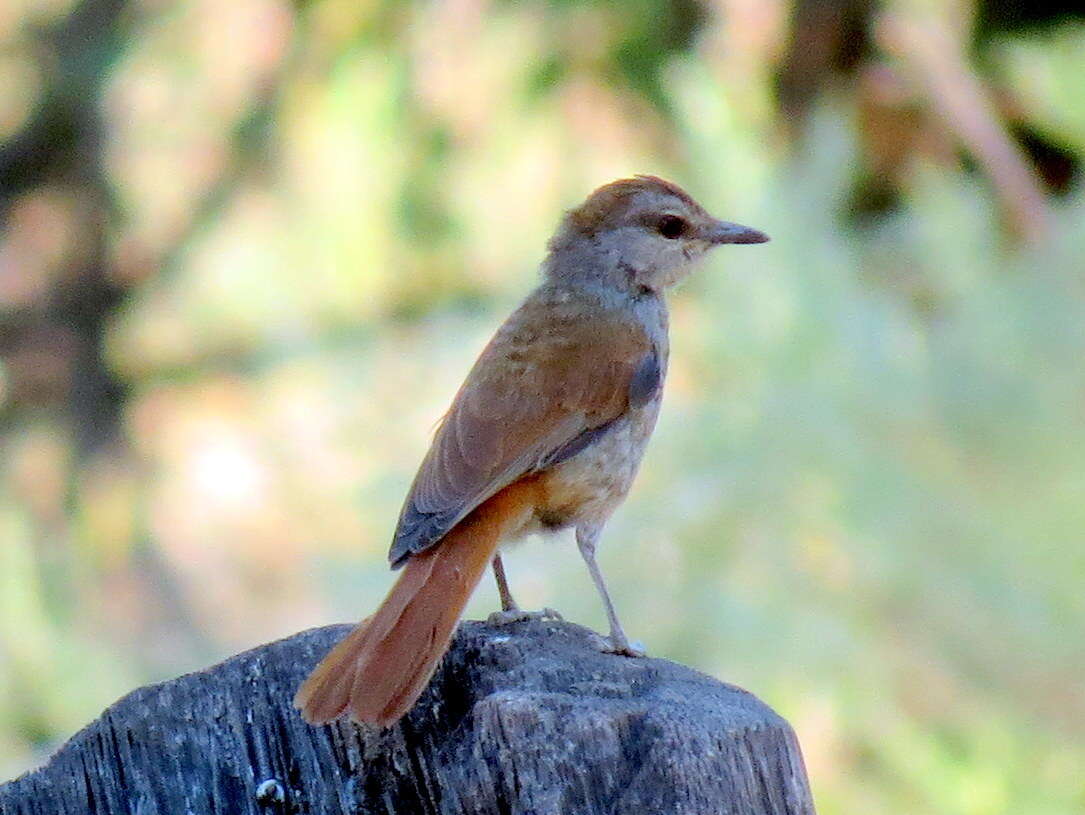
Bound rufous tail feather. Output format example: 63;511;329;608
294;478;539;727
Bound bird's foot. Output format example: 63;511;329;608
591;631;647;658
487;607;564;626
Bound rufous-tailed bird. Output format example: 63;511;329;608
295;175;769;727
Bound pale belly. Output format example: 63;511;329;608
510;397;662;539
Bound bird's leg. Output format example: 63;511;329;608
487;553;563;625
576;524;645;657
492;553;518;612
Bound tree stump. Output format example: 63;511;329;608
0;619;816;814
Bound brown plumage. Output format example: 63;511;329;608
388;300;654;567
295;176;768;727
295;478;542;726
564;175;703;236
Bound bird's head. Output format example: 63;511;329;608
547;175;768;293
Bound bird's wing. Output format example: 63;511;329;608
388;294;658;566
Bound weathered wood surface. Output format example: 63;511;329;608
0;619;816;814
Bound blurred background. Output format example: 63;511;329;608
2;0;1084;810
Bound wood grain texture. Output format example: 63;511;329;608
1;620;817;815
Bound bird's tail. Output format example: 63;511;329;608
294;478;539;727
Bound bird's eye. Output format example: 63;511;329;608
657;215;687;239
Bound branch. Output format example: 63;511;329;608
878;11;1053;245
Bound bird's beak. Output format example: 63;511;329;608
705;219;769;245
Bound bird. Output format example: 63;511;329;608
294;175;769;727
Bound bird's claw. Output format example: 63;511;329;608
487;607;564;626
591;631;646;658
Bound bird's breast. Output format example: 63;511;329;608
525;396;663;534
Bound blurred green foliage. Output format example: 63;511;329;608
2;0;1085;812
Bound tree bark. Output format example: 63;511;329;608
0;619;817;814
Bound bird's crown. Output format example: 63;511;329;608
564;175;706;236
